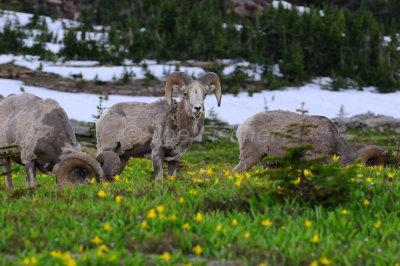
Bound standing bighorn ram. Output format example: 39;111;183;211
0;93;103;189
233;110;386;172
96;72;222;180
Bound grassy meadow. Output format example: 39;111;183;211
1;130;400;266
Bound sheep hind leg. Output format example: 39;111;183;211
167;160;178;177
2;159;14;189
25;161;36;188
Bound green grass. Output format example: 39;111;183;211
1;141;400;265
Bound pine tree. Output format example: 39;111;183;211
280;42;306;84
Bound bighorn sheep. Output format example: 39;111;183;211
233;110;386;172
96;72;222;180
0;93;103;189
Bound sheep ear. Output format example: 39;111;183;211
173;85;181;91
207;85;216;93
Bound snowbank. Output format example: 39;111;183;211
1;78;399;125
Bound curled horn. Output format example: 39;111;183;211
165;72;193;105
55;152;104;188
198;72;222;107
96;151;121;182
358;145;386;166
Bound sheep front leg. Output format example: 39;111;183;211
167;160;178;177
233;156;260;173
25;161;37;188
2;159;14;189
151;149;164;180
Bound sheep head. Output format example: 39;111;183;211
358;145;386;166
165;71;222;119
54;151;104;188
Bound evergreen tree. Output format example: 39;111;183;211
280;42;306;84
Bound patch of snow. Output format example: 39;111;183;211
272;1;324;16
0;54;205;81
1;78;399;125
222;23;243;31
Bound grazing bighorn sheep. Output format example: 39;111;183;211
233;110;386;172
0;93;103;189
96;71;222;180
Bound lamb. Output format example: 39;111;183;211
0;93;103;189
233;110;386;172
96;71;222;180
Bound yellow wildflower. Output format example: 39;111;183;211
22;257;37;265
147;209;157;219
243;232;250;238
216;225;222;232
182;223;191;229
140;221;149;229
65;258;77;266
114;175;120;181
91;236;103;245
102;223;112;231
78;245;84;253
215;178;220;184
363;199;370;206
193;178;203;184
97;190;106;198
108;255;117;262
103;182;109;187
160;252;171;261
234;179;242;186
98;245;109;253
305;220;312;227
189;189;197;195
294;177;301;185
374;220;381;229
366;177;373;183
281;226;286;230
193;245;203;255
195;213;203;222
206;169;213;175
156;205;165;213
245;172;251;179
97;249;103;257
332;154;340;161
168;215;177;221
91;178;96;184
183;263;193;266
231;219;238;226
311;232;320;243
168;176;175;180
261;219;272;227
304;169;313;177
341;209;349;215
320;257;332;265
115;195;123;203
357;174;363;178
387;172;394;179
309;261;318;266
223;170;230;176
179;197;184;203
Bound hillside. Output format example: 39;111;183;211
1;0;400;93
